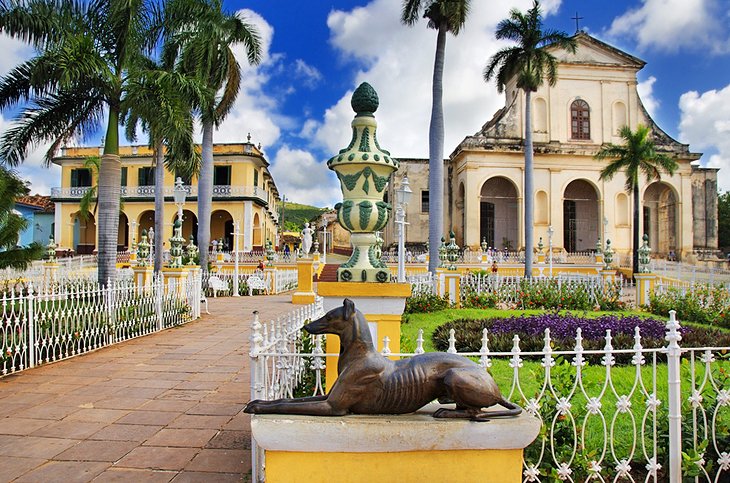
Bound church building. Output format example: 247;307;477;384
387;32;719;260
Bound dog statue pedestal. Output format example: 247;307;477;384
251;403;540;482
317;281;411;390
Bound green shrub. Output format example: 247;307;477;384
649;284;730;328
462;289;498;309
404;291;451;314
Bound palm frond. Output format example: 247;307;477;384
400;0;424;25
0;88;105;166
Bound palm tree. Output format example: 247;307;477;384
0;166;43;269
123;64;207;271
0;0;157;285
483;0;575;278
164;0;261;269
401;0;470;274
595;124;678;276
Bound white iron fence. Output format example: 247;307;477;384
201;268;298;297
249;308;730;482
1;272;201;377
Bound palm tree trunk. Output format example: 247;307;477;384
154;139;165;272
523;89;534;278
427;21;447;274
197;121;214;269
97;108;122;286
633;183;640;277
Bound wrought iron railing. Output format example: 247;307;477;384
51;184;269;203
249;308;730;482
1;271;201;377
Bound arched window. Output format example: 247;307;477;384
571;99;590;140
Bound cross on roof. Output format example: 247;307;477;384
571;12;584;32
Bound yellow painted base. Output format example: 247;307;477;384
317;281;412;297
291;292;316;305
264;449;523;483
326;313;402;392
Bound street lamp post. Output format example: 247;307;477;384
321;217;328;265
173;177;187;224
547;225;554;277
395;175;413;283
233;220;242;297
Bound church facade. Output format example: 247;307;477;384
387;32;718;260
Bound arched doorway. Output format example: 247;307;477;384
118;213;129;250
252;213;262;248
182;210;198;245
138;210;155;242
563;180;599;252
455;183;466;246
480;177;518;250
72;212;96;254
211;210;233;251
643;182;678;257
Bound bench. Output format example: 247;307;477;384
207;275;229;297
247;275;269;296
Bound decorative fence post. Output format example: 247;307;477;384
27;283;35;369
106;280;115;346
666;310;682;483
155;274;164;331
250;310;264;483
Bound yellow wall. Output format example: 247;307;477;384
265;449;523;483
53;144;279;251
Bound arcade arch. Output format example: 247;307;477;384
563;179;599;252
479;177;518;250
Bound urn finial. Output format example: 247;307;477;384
351;82;379;116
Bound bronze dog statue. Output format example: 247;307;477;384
245;299;521;421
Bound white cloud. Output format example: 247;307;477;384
0;114;60;195
678;84;730;191
0;34;33;77
637;76;659;118
311;0;554;162
294;59;322;88
212;9;285;148
269;145;340;207
607;0;729;53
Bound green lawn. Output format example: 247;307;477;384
398;307;730;478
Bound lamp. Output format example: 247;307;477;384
395;174;412;283
395;174;412;206
547;225;554;277
173;177;187;223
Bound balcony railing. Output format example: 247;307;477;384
51;184;269;204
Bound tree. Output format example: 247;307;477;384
0;166;43;269
401;0;470;274
123;63;207;271
483;0;575;277
0;0;157;285
595;124;678;275
719;191;730;252
164;0;261;269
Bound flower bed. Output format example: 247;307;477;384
432;312;730;360
649;284;730;328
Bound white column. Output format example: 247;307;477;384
54;202;63;247
243;200;253;252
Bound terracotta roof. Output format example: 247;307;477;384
15;194;54;212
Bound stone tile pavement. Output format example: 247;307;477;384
0;295;296;482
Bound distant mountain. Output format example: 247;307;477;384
279;202;328;232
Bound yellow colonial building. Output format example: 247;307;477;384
385;32;719;262
50;141;280;255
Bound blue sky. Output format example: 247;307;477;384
2;0;729;206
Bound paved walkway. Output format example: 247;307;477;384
0;295;296;482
